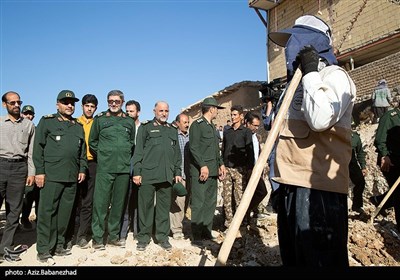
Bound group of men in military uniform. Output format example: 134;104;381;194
2;85;399;265
27;92;227;262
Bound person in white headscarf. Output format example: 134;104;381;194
269;15;356;266
371;79;392;124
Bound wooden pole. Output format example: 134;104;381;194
369;175;400;224
215;68;303;266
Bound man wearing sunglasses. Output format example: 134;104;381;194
0;91;35;262
89;90;136;250
33;90;87;264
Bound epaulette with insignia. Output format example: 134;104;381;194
196;118;204;123
390;111;398;117
44;114;55;119
141;120;151;125
95;112;105;118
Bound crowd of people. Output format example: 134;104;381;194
1;15;399;267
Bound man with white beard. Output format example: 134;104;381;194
132;101;182;251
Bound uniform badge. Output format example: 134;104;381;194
56;136;61;141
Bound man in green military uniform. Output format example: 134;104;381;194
349;123;367;214
33;90;87;264
189;97;226;247
89;90;136;250
370;106;400;231
132;101;182;251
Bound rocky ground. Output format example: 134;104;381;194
1;122;400;269
346;122;400;267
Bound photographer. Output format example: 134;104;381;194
260;80;284;131
259;80;284;212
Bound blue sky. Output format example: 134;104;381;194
1;0;267;124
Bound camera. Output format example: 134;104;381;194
259;78;285;104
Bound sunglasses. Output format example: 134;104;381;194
6;100;23;106
108;100;122;105
59;100;76;106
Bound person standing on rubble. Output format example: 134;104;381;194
269;15;356;266
369;104;400;231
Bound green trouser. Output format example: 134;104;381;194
36;181;76;254
190;177;217;240
92;172;130;244
137;182;172;244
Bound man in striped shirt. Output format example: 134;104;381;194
170;113;190;240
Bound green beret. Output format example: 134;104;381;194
173;182;187;197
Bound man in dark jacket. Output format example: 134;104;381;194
221;105;254;228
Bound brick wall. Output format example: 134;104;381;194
335;0;400;51
349;51;400;101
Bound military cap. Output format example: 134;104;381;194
173;182;187;197
202;97;224;109
57;90;79;102
22;105;35;114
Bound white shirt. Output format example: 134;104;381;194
252;133;260;163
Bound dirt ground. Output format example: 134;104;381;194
1;122;400;269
